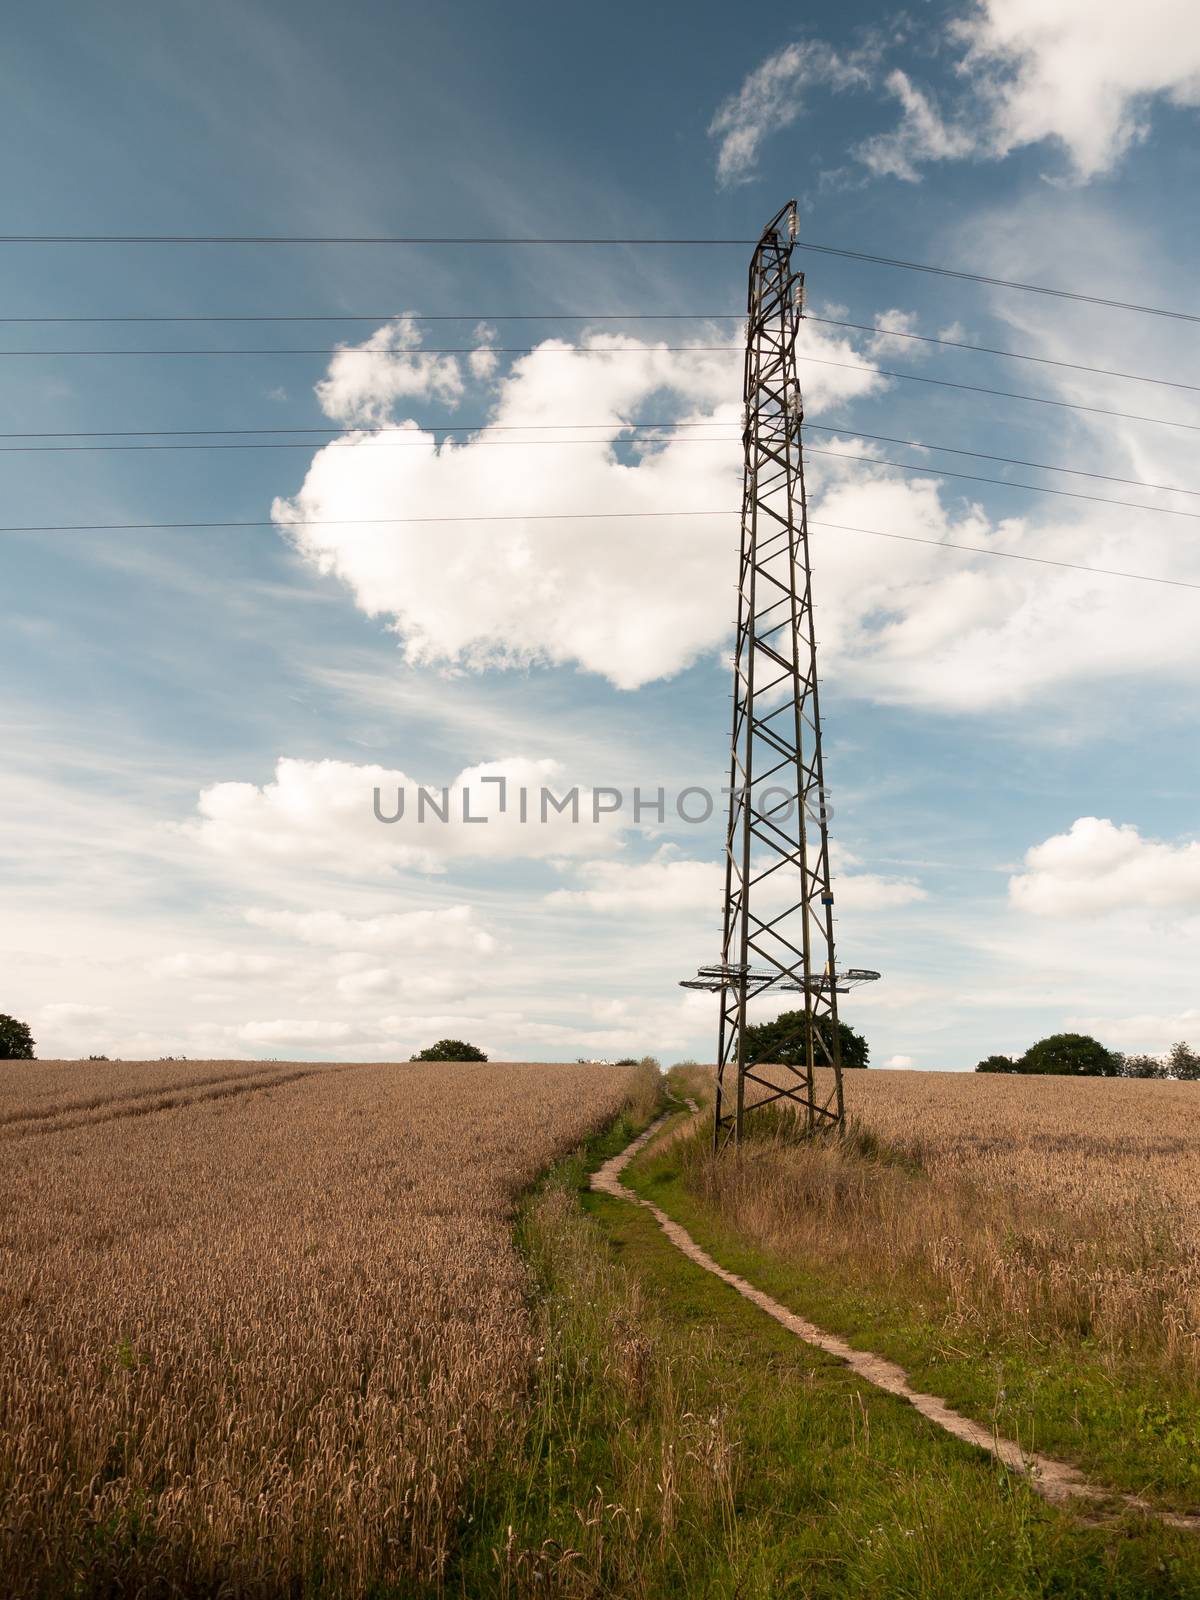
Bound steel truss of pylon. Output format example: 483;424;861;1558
680;200;879;1150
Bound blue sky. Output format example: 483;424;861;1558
3;0;1199;1066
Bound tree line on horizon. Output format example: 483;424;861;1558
4;1010;1199;1080
976;1031;1200;1080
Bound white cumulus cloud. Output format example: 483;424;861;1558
1009;817;1200;916
801;457;1200;713
866;308;924;356
273;323;881;690
956;0;1200;179
186;756;622;875
468;322;499;382
315;315;464;424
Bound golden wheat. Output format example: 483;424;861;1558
0;1057;638;1597
700;1067;1200;1375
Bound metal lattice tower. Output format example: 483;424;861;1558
682;201;879;1148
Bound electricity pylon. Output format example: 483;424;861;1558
682;201;878;1148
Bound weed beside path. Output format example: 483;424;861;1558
452;1090;1200;1598
626;1070;1200;1516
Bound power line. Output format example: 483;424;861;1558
0;419;721;438
803;356;1200;433
0;308;1194;395
804;445;1200;520
3;507;1193;591
0;233;1194;321
0;234;757;245
0;343;738;356
805;424;1200;498
2;510;731;531
0;312;742;325
3;417;1196;500
791;243;1200;325
805;316;1200;396
808;520;1200;591
2;337;1192;432
0;433;731;454
5;428;1199;520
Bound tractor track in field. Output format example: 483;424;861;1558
593;1103;1200;1534
0;1069;320;1140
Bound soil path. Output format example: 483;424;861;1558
593;1104;1200;1533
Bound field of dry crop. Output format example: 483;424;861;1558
0;1056;640;1598
710;1066;1200;1378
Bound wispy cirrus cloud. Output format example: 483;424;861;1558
244;904;496;954
148;950;284;980
546;845;926;915
714;1;1200;187
708;40;876;187
857;70;977;182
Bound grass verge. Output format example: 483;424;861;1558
448;1089;1200;1598
622;1074;1200;1516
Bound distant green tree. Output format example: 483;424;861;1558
975;1054;1019;1074
410;1039;488;1062
1018;1032;1122;1078
0;1014;35;1060
614;1058;639;1066
1168;1041;1200;1081
741;1010;869;1070
1121;1053;1168;1080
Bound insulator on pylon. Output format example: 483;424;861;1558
787;385;804;419
793;277;806;315
788;204;799;242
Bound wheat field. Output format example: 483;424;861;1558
0;1057;638;1597
706;1066;1200;1376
